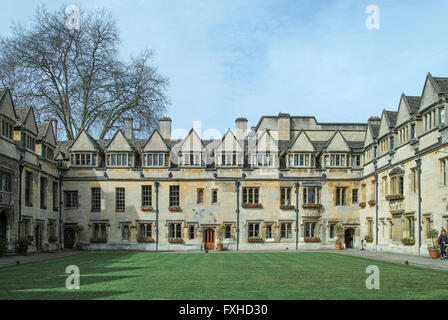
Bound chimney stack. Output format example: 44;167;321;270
159;117;172;140
368;116;381;127
235;117;248;142
278;113;290;141
124;117;134;140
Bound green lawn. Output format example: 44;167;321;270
0;251;447;299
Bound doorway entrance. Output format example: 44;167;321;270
345;228;354;248
64;228;75;249
34;224;42;251
204;228;215;250
0;210;7;240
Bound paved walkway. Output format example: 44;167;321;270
335;249;448;271
0;251;78;268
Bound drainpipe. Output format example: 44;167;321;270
235;179;240;251
58;173;62;249
374;160;379;251
415;157;422;256
294;180;299;251
18;151;24;238
155;180;160;252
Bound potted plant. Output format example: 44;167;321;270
334;223;344;250
427;229;440;259
216;225;226;251
364;235;373;243
16;237;31;255
0;239;8;257
48;235;58;243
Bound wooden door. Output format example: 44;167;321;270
204;228;215;250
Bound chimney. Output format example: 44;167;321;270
368;116;381;127
159;117;172;140
123;117;134;140
235;117;247;142
278;113;290;141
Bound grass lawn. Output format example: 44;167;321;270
0;251;447;299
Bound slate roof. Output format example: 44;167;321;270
432;77;448;96
405;96;421;114
15;107;30;126
384;110;398;127
37;121;50;140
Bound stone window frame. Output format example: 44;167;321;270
91;187;101;212
242;187;260;205
0;168;12;193
142;153;169;167
115;187;125;212
280;222;292;239
64;190;78;209
211;189;218;204
106;152;133;167
247;222;260;239
335;187;347;206
169;185;180;207
280;186;292;206
70;152;97;167
40;176;47;209
138;222;153;239
141;185;152;207
168;222;182;239
303;187;320;205
197;188;204;204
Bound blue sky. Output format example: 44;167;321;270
1;0;448;138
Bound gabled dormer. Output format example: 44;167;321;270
0;89;17;142
396;94;420;145
142;129;169;167
214;129;243;167
69;130;100;167
287;130;315;168
322;131;350;168
420;73;447;133
105;130;135;168
376;110;397;156
37;120;57;162
249;129;279;168
15;107;38;153
177;129;206;167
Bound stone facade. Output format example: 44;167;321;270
2;72;448;256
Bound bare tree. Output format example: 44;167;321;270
0;5;169;140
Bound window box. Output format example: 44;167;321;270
91;209;101;213
280;205;295;210
40;205;47;210
137;236;155;243
386;194;404;201
90;237;107;243
364;236;373;243
25;202;33;207
368;200;376;206
359;202;366;208
242;203;262;208
141;206;153;211
115;209;125;213
168;206;182;212
48;236;58;243
302;203;321;209
168;238;183;243
401;238;415;245
304;237;320;243
248;237;264;243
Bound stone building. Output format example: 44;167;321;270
1;72;448;256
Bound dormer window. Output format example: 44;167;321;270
143;153;168;167
107;153;133;167
251;152;278;167
288;153;315;168
324;153;348;167
216;152;242;167
41;144;54;161
351;155;361;167
71;152;97;167
20;132;35;152
179;152;204;167
1;117;13;140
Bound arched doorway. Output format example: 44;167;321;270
0;210;7;240
345;228;354;248
64;228;75;249
203;228;215;250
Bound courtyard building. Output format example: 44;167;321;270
1;72;448;256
